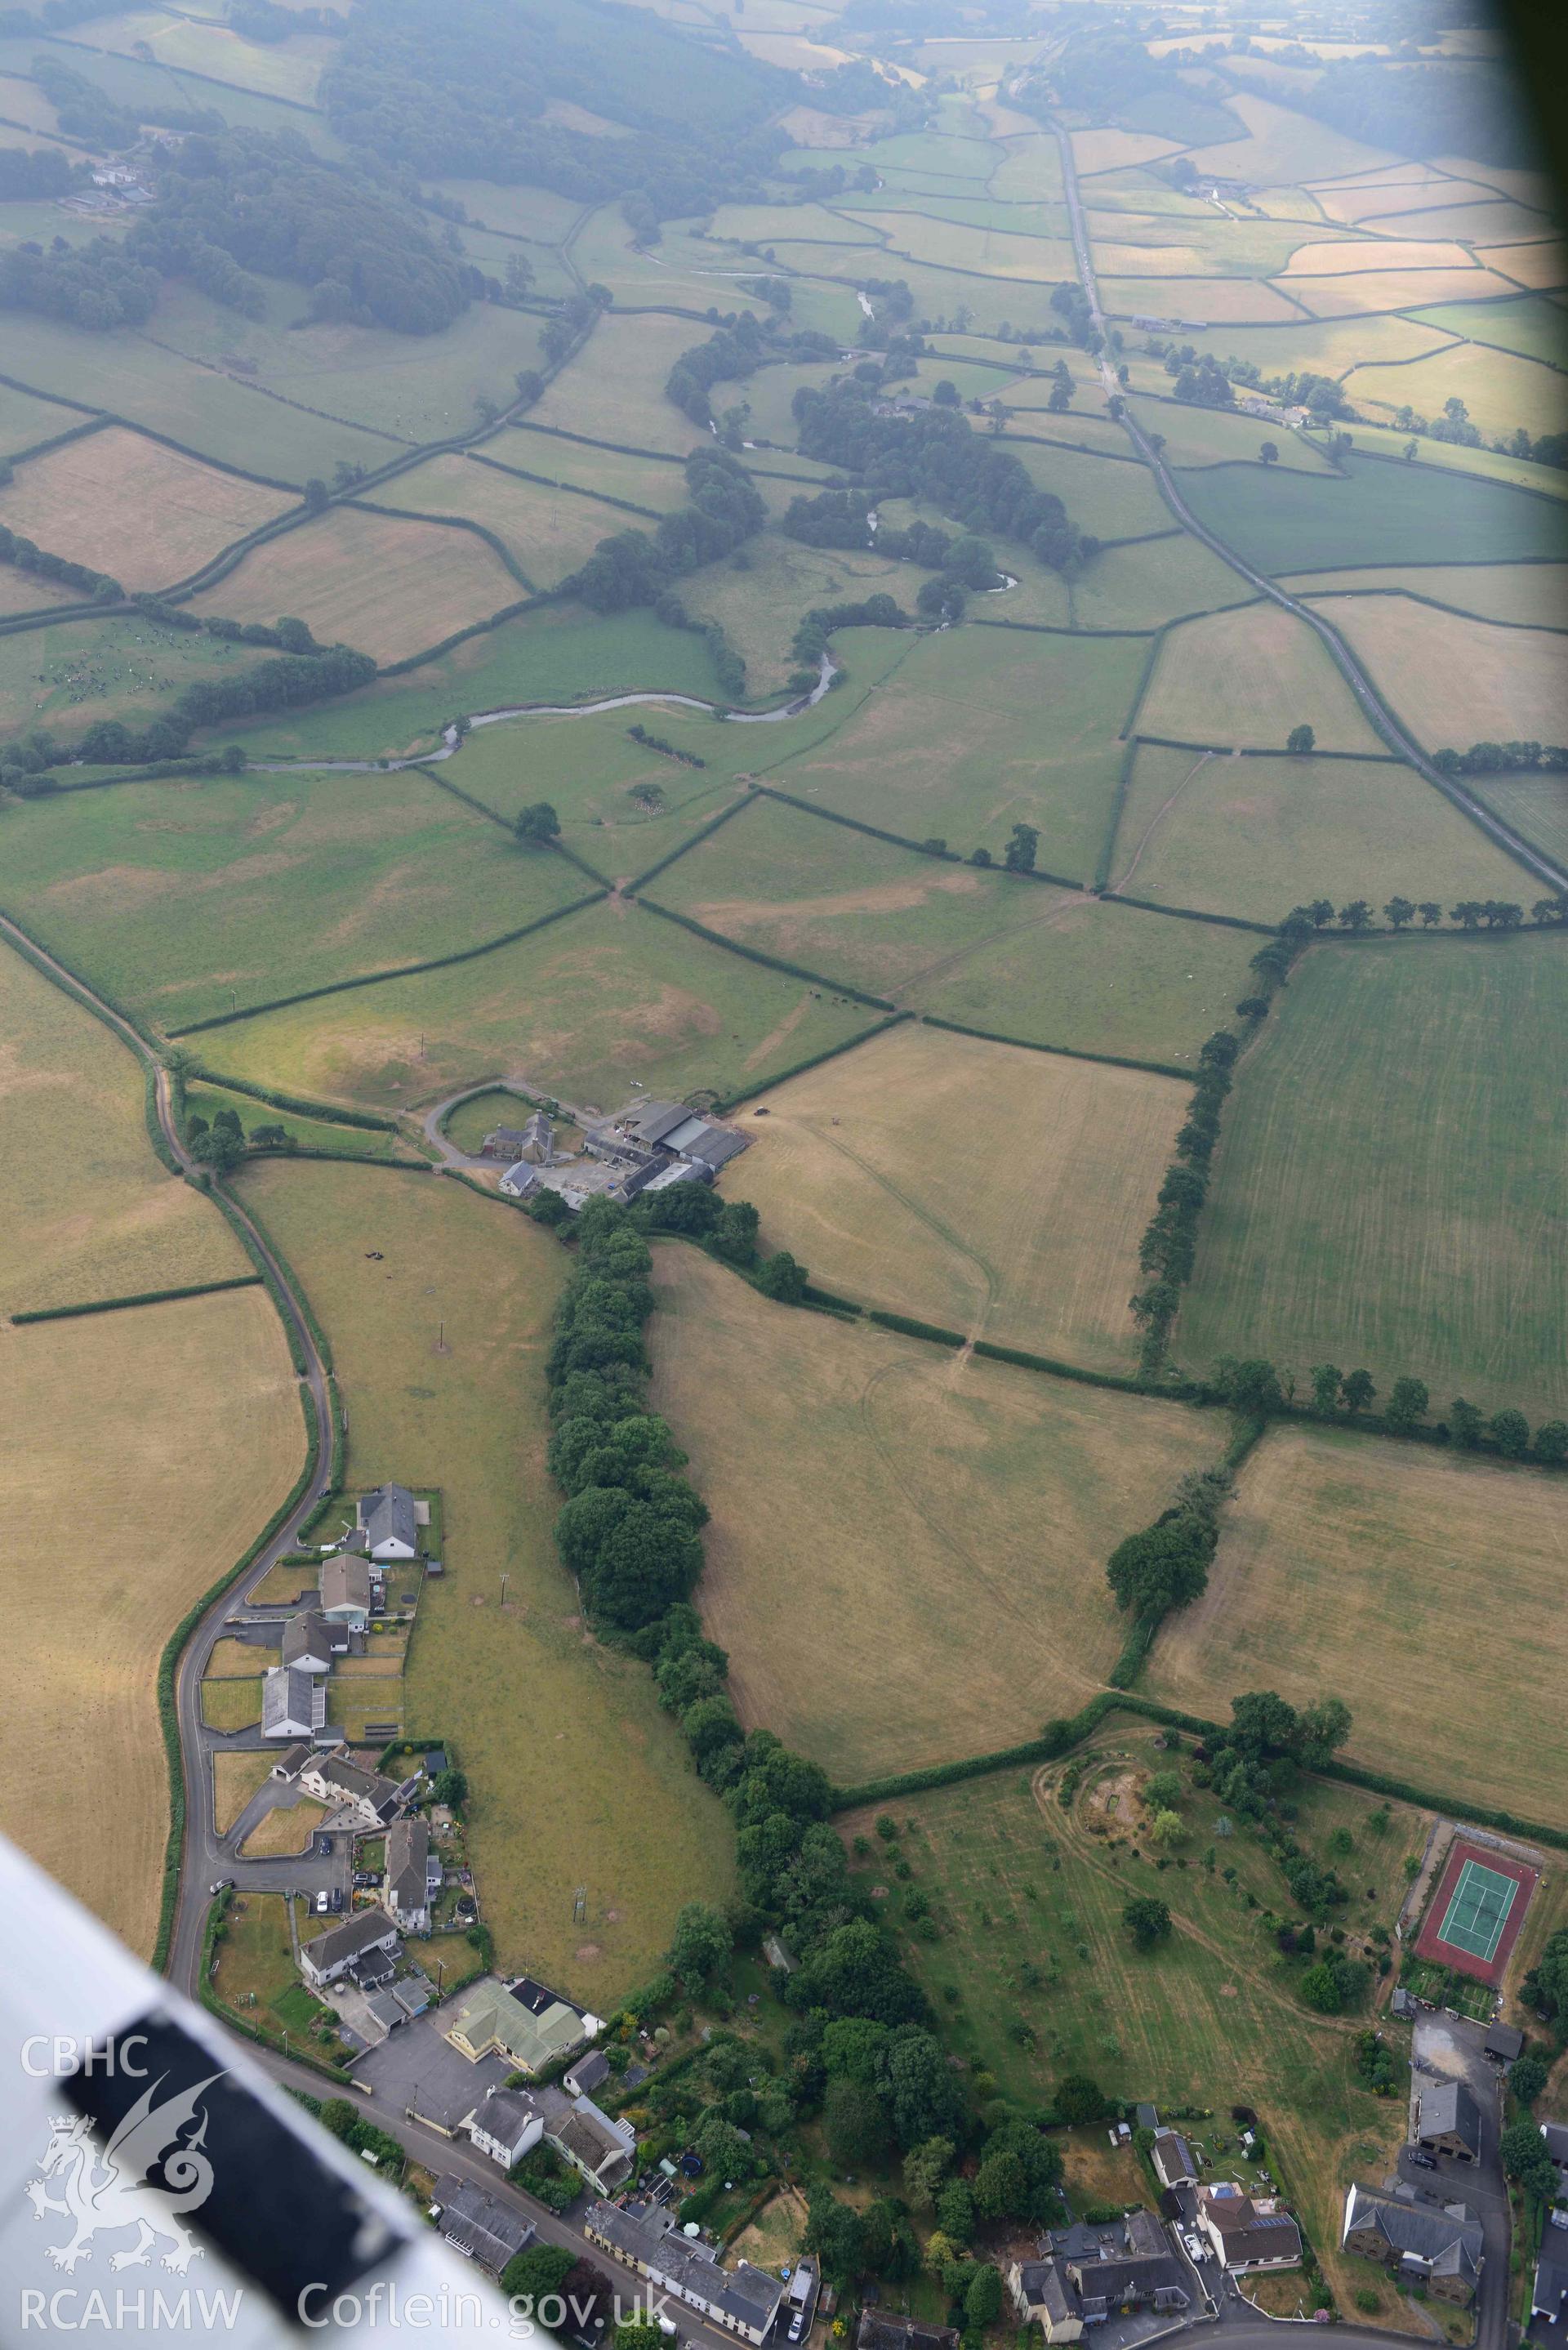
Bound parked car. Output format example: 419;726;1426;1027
787;2312;808;2343
1183;2234;1206;2263
208;1879;234;1896
1408;2149;1437;2171
314;1890;330;1914
330;1888;344;1913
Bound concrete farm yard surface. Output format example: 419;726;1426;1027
648;1247;1222;1785
735;1018;1188;1371
232;1157;735;1996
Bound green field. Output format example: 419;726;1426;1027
1108;744;1537;923
0;609;306;753
1132;399;1338;473
1468;773;1568;869
1068;534;1251;630
1180;935;1568;1420
1137;602;1384;754
1181;448;1568;574
199;894;880;1114
233;1157;735;1996
0;769;586;1031
1010;441;1174;542
764;623;1146;878
1408;292;1568;365
841;1740;1414;2314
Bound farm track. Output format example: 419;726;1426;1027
1111;749;1219;894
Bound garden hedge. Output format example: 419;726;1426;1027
12;1273;261;1325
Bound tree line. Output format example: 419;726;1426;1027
562;447;765;693
1281;894;1568;934
1434;739;1568;776
791;381;1098;576
1224;1358;1566;1466
0;518;121;602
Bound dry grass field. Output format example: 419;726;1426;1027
1480;241;1568;290
1316;595;1568;750
212;1750;275;1836
733;1018;1187;1370
0;1286;301;1955
1072;128;1183;175
202;1676;261;1730
1108;743;1535;923
1290;266;1521;315
1280;236;1473;276
0;564;91;617
1137;602;1384;752
1282;563;1568;630
1101;275;1303;324
649;1247;1222;1783
526;314;711;458
187;506;519;665
1152;1425;1568;1826
0;944;248;1315
1343;341;1568;446
1315;174;1495;225
233;1157;735;1998
0;426;294;591
206;1637;270;1678
377;455;635;589
1190;92;1397;182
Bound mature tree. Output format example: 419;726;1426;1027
1259;441;1279;466
1143;1769;1183;1809
756;1251;808;1304
966;2267;1004;2328
1214;1357;1285;1416
1004;820;1039;873
1511;2053;1548;2108
825;2076;891;2167
1534;1420;1568;1464
1055;2074;1107;2125
1047;378;1072;412
1310;1362;1343;1418
1340;1368;1376;1415
1383;896;1414;930
1418;901;1443;926
1450;1398;1484;1448
804;2187;863;2280
1286;725;1316;753
514;800;561;846
1384;1376;1428;1435
903;2136;955;2210
935;2179;974;2242
431;1766;468;1809
617;2322;666;2350
1149;1808;1186;1848
1337;899;1373;931
931;379;960;408
1307;898;1334;929
1451;900;1484;930
501;2244;577;2303
668;1899;732;1989
711;1198;760;1267
1123;1896;1173;1950
1490;1407;1530;1459
1106;1521;1209;1618
1502;2118;1559;2200
1300;1960;1344;2013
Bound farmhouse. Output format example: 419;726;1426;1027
585;2198;786;2344
1415;2081;1481;2162
300;1907;400;1991
358;1483;419;1562
1151;2129;1198;2189
319;1554;373;1627
281;1610;345;1673
296;1753;412;1828
385;1816;439;1933
465;2085;545;2169
1532;2234;1568;2325
1008;2210;1191;2340
443;1978;587;2073
1196;2184;1303;2272
261;1664;325;1741
1341;2183;1482;2307
433;2177;533;2277
546;2094;636;2194
484;1113;552;1164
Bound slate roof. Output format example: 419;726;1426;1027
282;1609;339;1670
305;1754;403;1818
1151;2130;1197;2188
586;2200;786;2336
1535;2241;1568;2316
468;2086;542;2152
1343;2184;1482;2281
1419;2081;1481;2153
565;2049;612;2097
1013;2261;1076;2329
1198;2186;1303;2266
302;1907;399;1976
1484;2022;1524;2062
386;1817;430;1915
261;1663;323;1737
1541;2122;1568;2165
857;2317;960;2350
320;1554;373;1615
359;1483;418;1555
436;2176;533;2276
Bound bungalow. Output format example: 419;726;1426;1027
443;1978;586;2074
585;2198;786;2346
546;2094;636;2194
281;1609;345;1674
261;1664;325;1741
1342;2183;1482;2308
466;2086;545;2169
319;1554;373;1628
359;1483;419;1563
385;1816;439;1934
1151;2129;1198;2190
1532;2236;1568;2325
434;2176;533;2278
1415;2082;1481;2163
296;1753;412;1829
1196;2185;1303;2273
300;1908;400;1991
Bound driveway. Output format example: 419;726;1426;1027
1408;2015;1510;2350
354;2007;513;2132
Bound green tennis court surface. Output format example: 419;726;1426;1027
1437;1858;1519;1961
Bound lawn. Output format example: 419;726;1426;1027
1178;934;1568;1422
443;1086;546;1153
1278;562;1568;631
206;1636;271;1678
1178;449;1568;574
202;1675;262;1730
526;314;711;459
376;456;634;591
247;1558;318;1607
212;1749;276;1836
1343;342;1568;447
238;1796;327;1857
184;1080;409;1162
0;767;586;1032
729;1016;1188;1371
210;1891;338;2053
1312;595;1568;754
1107;744;1535;924
649;1247;1221;1783
1136;602;1383;754
0;939;247;1316
1130;400;1335;475
201;894;879;1116
841;1735;1414;2316
1151;1424;1568;1826
493;429;692;510
186;506;520;667
233;1157;736;1999
1;1286;301;1955
769;622;1145;878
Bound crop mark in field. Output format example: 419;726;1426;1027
1111;751;1219;894
805;1116;999;1336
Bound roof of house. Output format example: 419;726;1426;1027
1419;2081;1481;2149
391;1976;429;2018
1343;2185;1481;2281
1541;2121;1568;2163
302;1908;400;1973
436;2177;533;2275
359;1483;418;1554
550;2096;635;2177
1390;1987;1418;2018
469;2086;542;2148
1484;2022;1524;2062
365;1988;405;2032
261;1664;323;1737
272;1742;311;1778
306;1754;401;1811
385;1815;430;1911
486;1128;531;1151
586;2200;786;2334
445;1980;585;2071
1199;2187;1303;2263
320;1554;373;1613
500;1162;540;1196
1013;2260;1077;2327
1152;2130;1196;2187
1535;2242;1568;2312
566;2049;611;2095
282;1608;339;1668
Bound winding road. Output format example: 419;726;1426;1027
1045;111;1568;897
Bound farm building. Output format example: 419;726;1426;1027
1341;2183;1482;2307
1415;2081;1481;2162
585;2198;786;2344
433;2177;533;2277
1196;2184;1303;2272
261;1664;325;1741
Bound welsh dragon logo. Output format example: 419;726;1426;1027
26;2070;221;2274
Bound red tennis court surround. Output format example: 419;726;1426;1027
1412;1838;1538;1987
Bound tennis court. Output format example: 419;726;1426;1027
1437;1857;1519;1962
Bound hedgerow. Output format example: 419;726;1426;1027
12;1273;261;1325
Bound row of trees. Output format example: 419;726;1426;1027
1209;1356;1566;1464
1129;1026;1251;1373
1281;894;1568;933
0;519;119;602
1433;739;1568;775
791;381;1098;576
